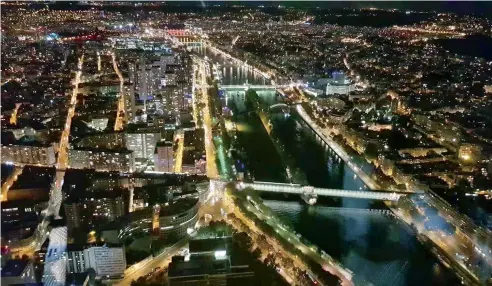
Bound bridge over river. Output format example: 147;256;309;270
211;179;405;202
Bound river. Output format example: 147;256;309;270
195;45;461;286
195;45;268;85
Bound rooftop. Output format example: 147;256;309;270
189;237;232;254
1;260;29;277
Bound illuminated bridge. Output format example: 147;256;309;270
222;84;278;90
234;181;404;201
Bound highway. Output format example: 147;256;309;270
112;51;126;131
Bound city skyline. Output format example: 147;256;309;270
1;2;491;286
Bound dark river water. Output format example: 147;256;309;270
196;46;461;286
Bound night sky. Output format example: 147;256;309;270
199;1;492;17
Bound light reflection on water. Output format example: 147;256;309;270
264;199;457;286
196;46;267;86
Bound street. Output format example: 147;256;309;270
112;51;126;131
114;237;190;286
193;57;219;178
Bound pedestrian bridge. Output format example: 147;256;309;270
235;181;404;201
269;103;289;109
222;84;279;90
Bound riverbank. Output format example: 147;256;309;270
295;101;487;285
224;187;354;286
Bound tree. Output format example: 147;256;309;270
233;232;253;250
364;142;379;160
264;253;277;269
256;234;272;253
227;212;237;221
280;256;294;270
252;247;263;259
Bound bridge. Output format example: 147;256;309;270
194;84;280;90
222;84;278;90
269;103;289;109
210;179;405;201
238;181;403;201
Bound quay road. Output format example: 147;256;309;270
296;104;382;191
223;191;354;286
394;207;486;285
296;99;491;284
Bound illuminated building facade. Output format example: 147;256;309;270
66;246;126;278
325;71;355;95
68;148;135;172
1;144;56;165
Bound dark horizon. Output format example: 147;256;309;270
13;1;492;17
185;1;492;17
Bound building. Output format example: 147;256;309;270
1;260;36;286
43;226;68;286
75;133;125;150
325;71;355;95
1;144;56;165
163;70;178;86
182;129;206;175
189;237;232;258
1;130;56;166
125;131;161;160
64;203;86;230
304;87;325;97
162;86;181;118
69;148;135;172
118;198;199;242
154;141;174;172
86;118;109;131
64;192;126;231
134;55;175;103
413;114;462;149
168;237;254;286
66;246;126;278
1;200;45;244
459;144;482;164
74;130;161;162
